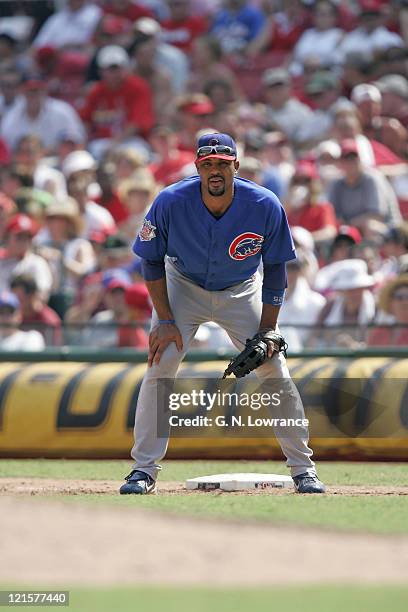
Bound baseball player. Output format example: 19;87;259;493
120;132;325;495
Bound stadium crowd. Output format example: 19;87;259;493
0;0;407;351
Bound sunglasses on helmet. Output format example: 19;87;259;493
196;145;235;158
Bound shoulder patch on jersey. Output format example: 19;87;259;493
139;219;156;242
229;232;264;261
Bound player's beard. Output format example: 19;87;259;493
208;176;225;196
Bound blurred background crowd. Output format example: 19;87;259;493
0;0;407;352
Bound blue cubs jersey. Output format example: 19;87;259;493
133;176;296;293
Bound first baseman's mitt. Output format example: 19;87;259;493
222;330;288;379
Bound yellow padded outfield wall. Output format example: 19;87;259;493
0;358;407;459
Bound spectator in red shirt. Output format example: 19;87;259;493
80;45;155;156
10;274;62;345
285;161;337;245
161;0;208;53
247;0;308;56
149;125;195;185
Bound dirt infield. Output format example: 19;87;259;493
1;477;408;496
1;492;408;587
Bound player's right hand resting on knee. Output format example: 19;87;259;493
148;323;183;367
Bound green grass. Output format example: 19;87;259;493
2;586;408;612
1;458;408;486
1;459;408;534
68;491;408;535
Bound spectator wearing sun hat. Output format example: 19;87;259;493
314;258;377;347
368;274;408;346
0;214;52;300
0;290;45;351
34;197;97;318
316;258;376;323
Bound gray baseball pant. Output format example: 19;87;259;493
131;261;316;480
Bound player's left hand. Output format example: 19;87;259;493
148;322;183;367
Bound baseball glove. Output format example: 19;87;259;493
222;330;288;379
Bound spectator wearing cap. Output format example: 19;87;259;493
84;274;149;349
175;94;216;152
129;26;174;122
291;0;343;75
0;290;45;351
337;0;404;65
10;274;62;345
13;135;67;201
0;78;85;152
379;224;408;278
262;68;313;142
79;45;155;157
0;214;52;299
33;0;102;50
132;17;189;94
210;0;266;55
315;139;342;194
100;234;133;271
285;161;337;245
315;258;376;346
297;71;346;144
328;139;400;236
35;197;97;317
327;225;362;263
368;274;408;346
160;0;209;53
149;125;195;186
351;83;407;159
86;14;134;84
117;169;159;240
374;74;408;130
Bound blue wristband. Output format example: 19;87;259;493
158;319;175;324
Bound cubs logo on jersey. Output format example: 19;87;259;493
139;219;156;242
229;232;264;260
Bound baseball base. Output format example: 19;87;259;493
186;473;293;491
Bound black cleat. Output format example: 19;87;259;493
293;473;326;494
119;470;157;495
